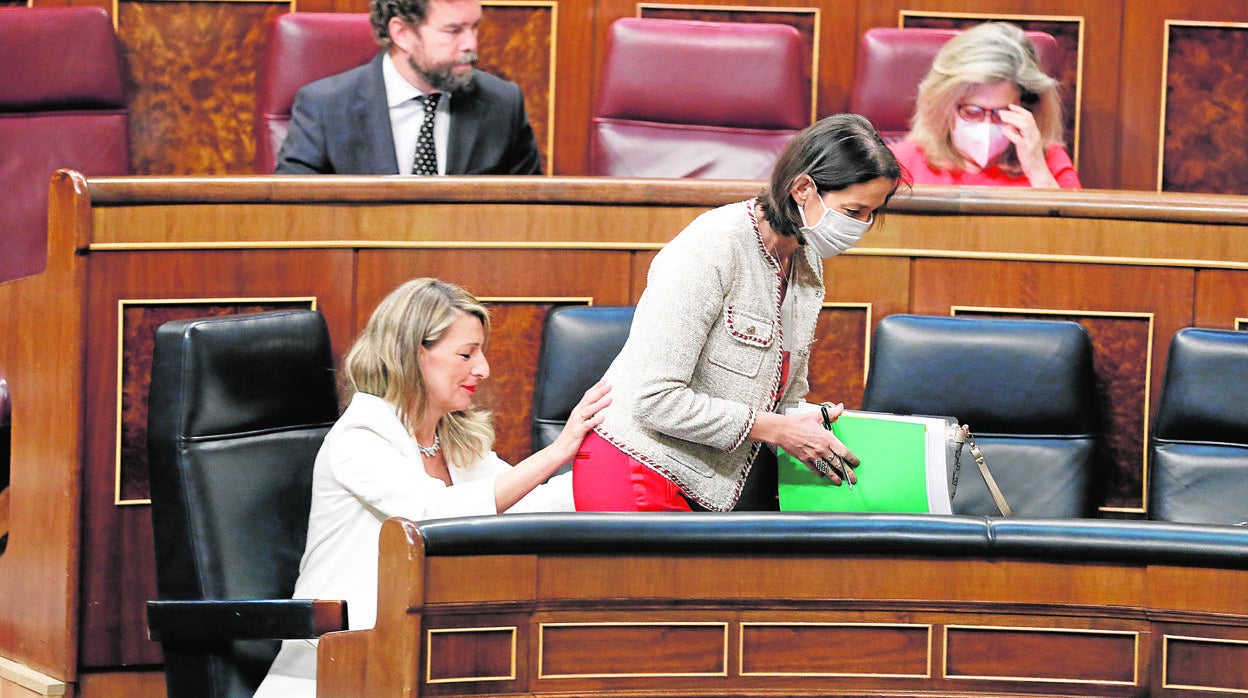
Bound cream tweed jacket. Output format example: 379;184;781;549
596;199;825;511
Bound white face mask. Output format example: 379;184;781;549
951;115;1011;168
798;193;872;258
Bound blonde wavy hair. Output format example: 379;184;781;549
343;277;494;467
906;22;1065;178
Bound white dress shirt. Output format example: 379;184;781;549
382;52;450;175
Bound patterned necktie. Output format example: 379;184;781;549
412;92;441;175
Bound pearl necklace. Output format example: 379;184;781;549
416;433;441;458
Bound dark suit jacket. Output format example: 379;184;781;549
275;52;542;175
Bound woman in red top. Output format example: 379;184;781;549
889;22;1080;189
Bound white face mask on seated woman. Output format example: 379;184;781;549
952;115;1011;169
798;195;872;258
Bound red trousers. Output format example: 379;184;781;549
572;431;692;512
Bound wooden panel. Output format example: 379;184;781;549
1195;269;1248;328
817;255;910;408
1120;0;1248;191
0;172;89;681
77;670;166;698
425;555;537;604
426;626;516;682
740;622;931;677
117;0;285;175
1162;633;1248;693
1160;22;1248;193
808;304;869;408
535;555;1147;608
78;249;355;667
945;626;1138;684
539;622;728;677
479;3;555;171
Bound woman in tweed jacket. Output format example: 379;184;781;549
572;114;908;512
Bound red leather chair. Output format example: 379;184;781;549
254;12;378;173
0;6;129;284
850;27;1061;143
590;17;809;179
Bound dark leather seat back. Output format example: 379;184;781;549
1149;328;1248;524
255;12;376;173
0;6;129;283
861;314;1099;517
590;17;808;178
147;310;339;697
531;306;634;452
850;27;1061;143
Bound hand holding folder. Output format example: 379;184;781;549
778;408;955;514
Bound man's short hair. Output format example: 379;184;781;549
370;0;432;49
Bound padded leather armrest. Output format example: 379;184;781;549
990;518;1248;569
415;513;1248;571
146;599;346;643
418;512;993;556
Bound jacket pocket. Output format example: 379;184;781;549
664;449;715;479
708;306;773;377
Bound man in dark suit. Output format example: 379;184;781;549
275;0;542;175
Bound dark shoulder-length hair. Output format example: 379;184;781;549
759;113;907;239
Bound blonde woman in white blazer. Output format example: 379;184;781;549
256;278;610;698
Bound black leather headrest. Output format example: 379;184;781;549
531;306;634;450
1153;328;1248;444
862;314;1097;435
151;310;339;440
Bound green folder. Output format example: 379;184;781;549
777;410;952;514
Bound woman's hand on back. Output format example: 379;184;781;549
549;379;612;462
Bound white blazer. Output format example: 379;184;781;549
255;392;573;698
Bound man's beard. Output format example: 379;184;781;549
409;51;478;93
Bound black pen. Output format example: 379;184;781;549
820;404;853;489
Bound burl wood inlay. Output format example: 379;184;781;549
1162;24;1248;194
479;4;554;171
118;1;285;175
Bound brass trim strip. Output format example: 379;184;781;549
84;240;1248;271
479;296;595;305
